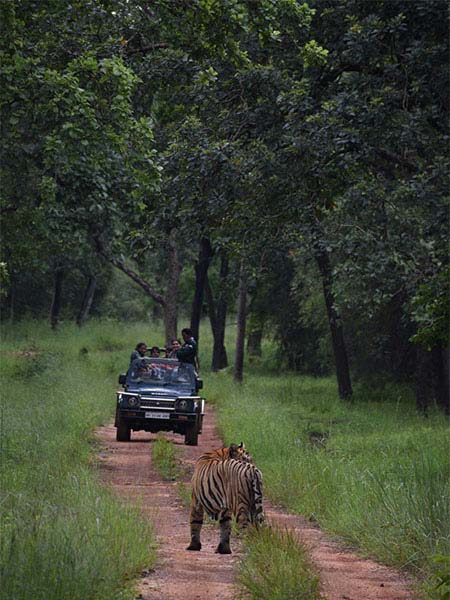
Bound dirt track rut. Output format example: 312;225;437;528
96;405;415;600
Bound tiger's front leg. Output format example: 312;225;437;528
187;498;204;551
216;510;232;554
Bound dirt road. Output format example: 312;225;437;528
96;405;415;600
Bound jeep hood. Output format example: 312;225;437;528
126;384;193;397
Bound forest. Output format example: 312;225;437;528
1;0;448;412
1;2;449;599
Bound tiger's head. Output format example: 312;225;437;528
229;442;253;463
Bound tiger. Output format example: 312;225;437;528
187;443;264;554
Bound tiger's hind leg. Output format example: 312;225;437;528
216;510;232;554
187;498;204;551
236;509;250;530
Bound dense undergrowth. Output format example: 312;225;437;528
208;371;450;597
0;320;159;600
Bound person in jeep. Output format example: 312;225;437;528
167;338;181;358
130;342;147;365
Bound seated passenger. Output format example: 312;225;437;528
130;342;147;365
137;361;161;379
150;346;161;358
167;339;181;358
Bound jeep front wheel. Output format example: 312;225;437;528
184;424;199;446
116;419;131;442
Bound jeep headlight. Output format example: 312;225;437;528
126;395;140;408
175;398;197;413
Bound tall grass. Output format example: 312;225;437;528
152;435;179;480
0;320;162;600
2;318;448;596
207;371;450;593
237;527;322;600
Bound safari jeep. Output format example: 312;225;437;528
115;357;205;445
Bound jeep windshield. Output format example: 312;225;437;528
128;358;195;387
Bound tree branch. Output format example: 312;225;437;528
95;239;165;305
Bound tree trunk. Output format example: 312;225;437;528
205;250;229;371
205;275;217;333
386;289;411;375
163;229;182;345
416;344;432;416
315;249;352;399
190;237;213;343
247;331;263;357
431;345;449;416
9;276;15;322
234;259;247;383
49;267;64;330
246;285;266;357
205;274;228;371
247;311;265;357
76;276;97;327
443;344;450;416
214;251;229;370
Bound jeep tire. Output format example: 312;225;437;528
116;419;131;442
184;424;199;446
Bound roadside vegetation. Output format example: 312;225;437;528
1;319;448;597
1;1;448;598
0;321;159;600
152;435;179;481
238;527;321;600
208;369;449;596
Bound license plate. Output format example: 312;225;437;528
145;411;170;420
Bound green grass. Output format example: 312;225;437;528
237;527;322;600
2;318;448;598
0;320;162;600
152;435;179;480
206;371;450;595
177;481;192;509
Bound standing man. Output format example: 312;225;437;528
176;328;198;370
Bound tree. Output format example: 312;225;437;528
1;2;159;326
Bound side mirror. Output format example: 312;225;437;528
118;374;126;385
196;379;203;390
